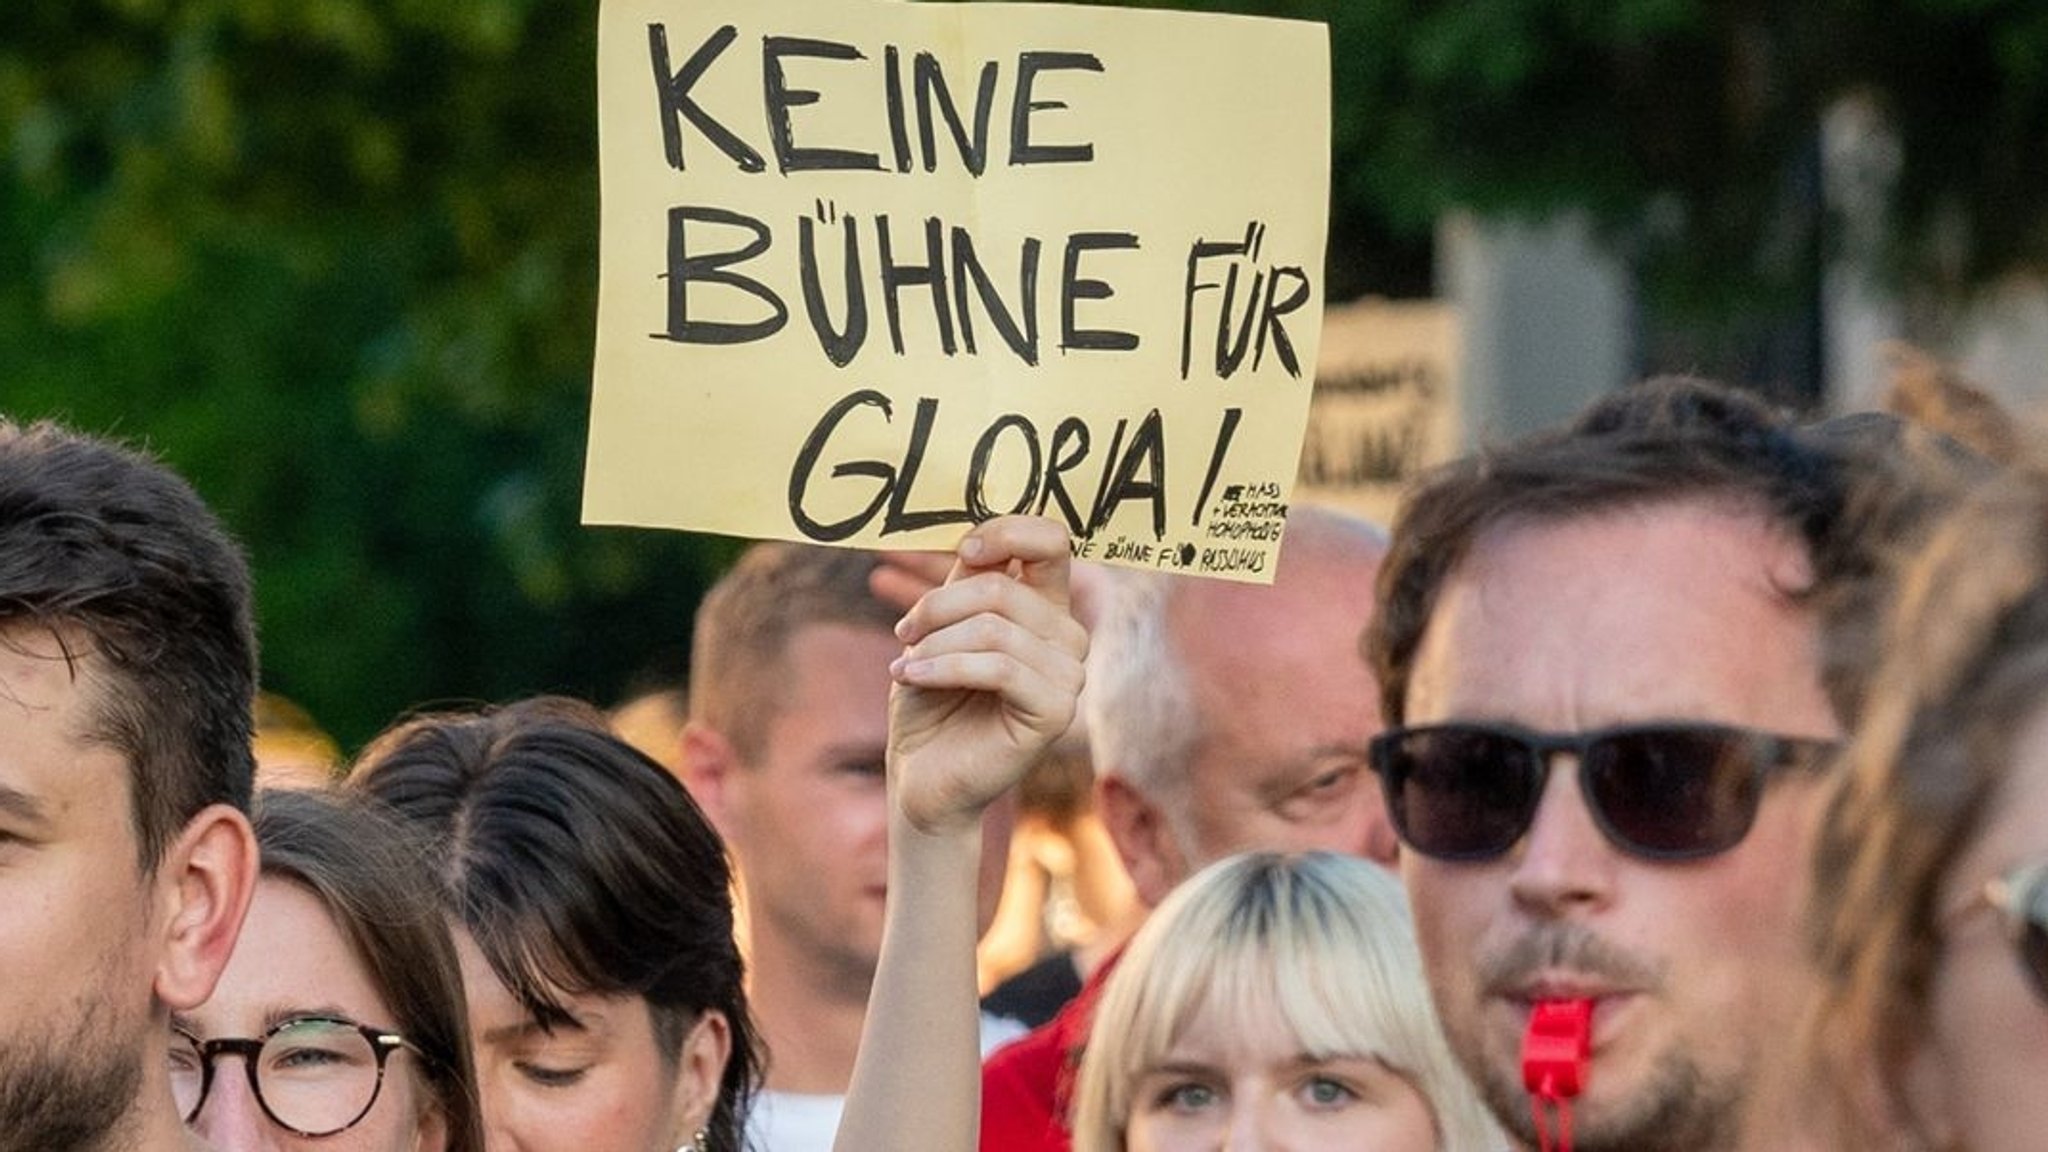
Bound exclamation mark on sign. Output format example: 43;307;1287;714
1193;407;1243;526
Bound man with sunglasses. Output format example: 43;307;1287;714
0;421;262;1152
1365;378;1886;1152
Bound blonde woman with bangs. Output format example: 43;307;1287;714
1073;852;1502;1152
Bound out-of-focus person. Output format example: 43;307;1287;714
978;736;1141;1026
680;543;1025;1150
610;682;688;778
253;692;344;791
1810;457;2048;1152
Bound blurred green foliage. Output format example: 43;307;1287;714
0;0;732;748
1067;0;2048;315
4;0;2045;745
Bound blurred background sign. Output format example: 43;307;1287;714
1294;299;1460;527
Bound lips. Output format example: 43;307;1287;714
1496;976;1644;1049
1507;975;1631;1003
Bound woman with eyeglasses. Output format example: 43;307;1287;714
348;696;758;1152
1068;851;1502;1152
174;787;483;1152
1810;459;2048;1152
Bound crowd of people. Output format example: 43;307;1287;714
2;363;2044;1152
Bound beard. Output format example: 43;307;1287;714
0;993;144;1152
1474;1039;1742;1152
1452;923;1747;1152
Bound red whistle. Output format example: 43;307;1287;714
1521;998;1592;1099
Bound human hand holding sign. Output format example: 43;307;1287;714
885;515;1088;836
834;515;1087;1152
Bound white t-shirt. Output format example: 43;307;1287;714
742;1012;1029;1151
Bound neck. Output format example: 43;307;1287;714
744;925;874;1095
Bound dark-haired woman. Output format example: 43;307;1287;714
349;696;757;1152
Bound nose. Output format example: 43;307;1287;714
1221;1095;1273;1152
1508;757;1619;916
478;1078;523;1152
1348;784;1401;867
482;1110;521;1152
190;1058;277;1152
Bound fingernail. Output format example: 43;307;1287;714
894;615;911;640
960;535;985;562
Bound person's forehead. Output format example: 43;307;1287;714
1407;500;1835;735
1173;555;1379;712
780;621;897;687
0;629;130;823
188;877;389;1032
1168;562;1381;808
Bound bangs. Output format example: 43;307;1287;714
1173;879;1436;1068
459;878;613;1033
1096;852;1438;1130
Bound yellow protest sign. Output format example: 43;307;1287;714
584;0;1329;581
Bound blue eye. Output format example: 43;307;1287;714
1156;1081;1219;1112
1300;1076;1358;1109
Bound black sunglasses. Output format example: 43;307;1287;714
1368;721;1838;862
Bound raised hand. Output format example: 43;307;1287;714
886;515;1088;836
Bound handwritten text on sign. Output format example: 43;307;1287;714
583;0;1330;581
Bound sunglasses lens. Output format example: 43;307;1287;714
1375;728;1539;860
1582;729;1762;858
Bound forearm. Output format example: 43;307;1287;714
833;805;986;1152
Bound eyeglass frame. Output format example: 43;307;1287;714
170;1015;421;1138
1366;720;1840;862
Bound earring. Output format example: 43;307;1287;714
687;1130;709;1152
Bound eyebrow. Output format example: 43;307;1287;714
1142;1060;1222;1079
1255;744;1375;799
170;1003;363;1037
264;1003;359;1032
0;781;49;827
816;742;887;767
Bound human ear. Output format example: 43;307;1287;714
1094;775;1182;909
152;803;260;1011
668;1009;734;1146
679;722;740;838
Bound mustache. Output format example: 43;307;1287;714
1478;922;1665;994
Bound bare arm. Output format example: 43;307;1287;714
833;516;1087;1152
